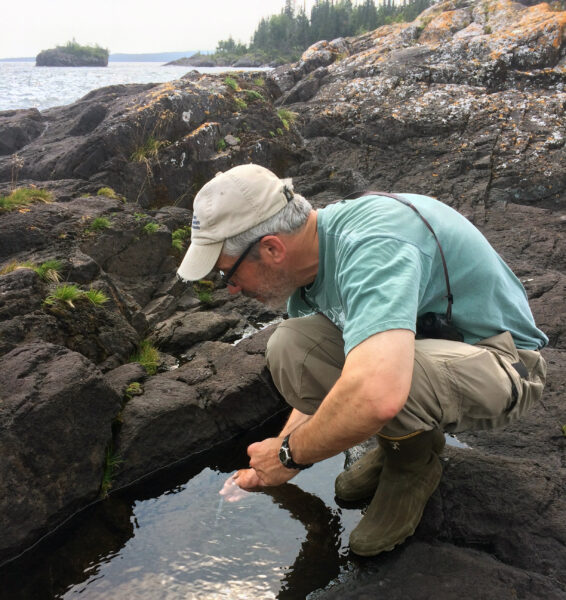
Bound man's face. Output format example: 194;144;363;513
216;253;298;309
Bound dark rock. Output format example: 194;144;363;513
0;108;44;156
104;362;147;398
150;310;242;354
114;341;285;486
0;342;121;562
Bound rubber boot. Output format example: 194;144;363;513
335;429;445;502
349;429;445;556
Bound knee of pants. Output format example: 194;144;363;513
266;316;345;415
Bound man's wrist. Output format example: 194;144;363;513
278;434;313;470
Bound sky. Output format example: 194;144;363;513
2;0;318;59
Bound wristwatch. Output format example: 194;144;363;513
278;434;313;470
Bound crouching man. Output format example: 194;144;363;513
177;164;547;556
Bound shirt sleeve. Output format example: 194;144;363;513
336;235;429;355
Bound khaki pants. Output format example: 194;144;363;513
266;314;547;437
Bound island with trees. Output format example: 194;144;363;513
167;0;434;67
36;40;109;67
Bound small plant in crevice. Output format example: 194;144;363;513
217;138;227;152
100;445;123;499
130;339;160;375
277;108;298;131
253;77;265;87
245;89;265;102
0;187;52;212
1;259;62;282
35;259;63;283
143;222;159;234
130;135;167;162
172;226;191;252
125;382;143;400
85;288;109;306
224;75;240;91
97;187;119;199
44;284;83;308
86;217;111;232
194;279;214;305
234;97;247;111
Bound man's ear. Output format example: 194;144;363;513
258;235;286;264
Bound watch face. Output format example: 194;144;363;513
279;446;288;465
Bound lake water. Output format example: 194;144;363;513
0;415;364;599
0;62;269;112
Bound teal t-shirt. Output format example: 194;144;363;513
288;194;548;355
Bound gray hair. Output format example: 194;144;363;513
223;193;312;257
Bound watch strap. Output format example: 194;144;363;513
279;434;313;470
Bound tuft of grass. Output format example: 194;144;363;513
87;217;111;232
100;445;122;499
131;136;166;162
234;97;247;111
224;76;240;91
125;382;143;400
130;339;160;375
276;127;284;136
1;259;62;282
85;288;109;306
245;89;265;102
97;187;118;199
44;284;83;309
35;259;63;283
134;212;149;221
217;138;227;152
0;187;52;212
143;222;159;234
253;77;265;86
277;108;298;131
172;226;191;252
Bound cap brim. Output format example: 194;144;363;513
177;241;223;281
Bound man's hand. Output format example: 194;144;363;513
248;437;299;486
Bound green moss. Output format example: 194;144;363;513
143;222;159;234
87;217;111;232
253;77;265;87
125;382;143;400
217;138;227;151
224;76;240;91
97;187;118;199
245;89;265;102
234;97;248;111
172;226;191;252
194;279;214;305
0;187;52;212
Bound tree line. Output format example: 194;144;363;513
215;0;435;63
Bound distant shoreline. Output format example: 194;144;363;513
0;51;209;63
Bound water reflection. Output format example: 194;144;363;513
0;415;360;599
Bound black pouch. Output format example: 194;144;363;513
416;312;464;342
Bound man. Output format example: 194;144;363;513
177;164;547;556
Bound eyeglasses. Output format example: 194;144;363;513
219;234;272;287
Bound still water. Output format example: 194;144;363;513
0;416;363;599
0;62;269;112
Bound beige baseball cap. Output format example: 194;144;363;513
177;164;294;281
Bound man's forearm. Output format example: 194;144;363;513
286;377;389;465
